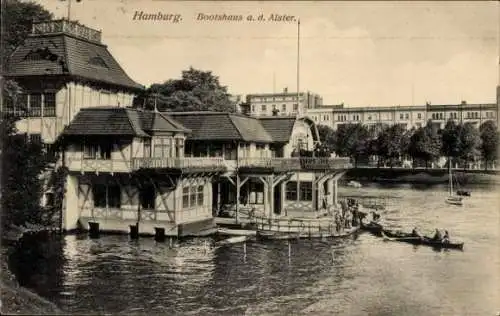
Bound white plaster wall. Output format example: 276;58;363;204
62;175;80;231
283;120;315;157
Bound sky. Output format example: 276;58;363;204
35;0;499;106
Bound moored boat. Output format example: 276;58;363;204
347;180;362;188
215;235;250;246
456;190;471;197
256;226;359;241
360;220;383;236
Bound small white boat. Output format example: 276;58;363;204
215;236;249;246
446;196;463;206
445;157;463;206
347;180;362;188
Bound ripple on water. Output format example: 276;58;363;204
9;183;500;316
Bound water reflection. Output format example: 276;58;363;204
8;183;499;315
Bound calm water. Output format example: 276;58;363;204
9;183;500;316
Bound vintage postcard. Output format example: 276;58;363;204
1;0;498;315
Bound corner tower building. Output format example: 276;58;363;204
4;19;143;143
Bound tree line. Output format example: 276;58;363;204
317;119;499;170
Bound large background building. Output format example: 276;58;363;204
307;101;498;131
244;88;323;117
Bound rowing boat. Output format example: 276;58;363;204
381;231;464;250
360;220;383;236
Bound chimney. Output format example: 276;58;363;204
461;100;467;105
283;87;288;93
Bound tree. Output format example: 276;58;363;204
376;124;407;167
408;122;441;168
139;67;237;112
2;0;53;68
334;123;369;166
1;0;53;233
316;124;335;153
441;119;462;159
479;121;499;170
1;116;48;230
457;123;481;169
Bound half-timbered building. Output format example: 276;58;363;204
60;107;225;236
58;109;351;236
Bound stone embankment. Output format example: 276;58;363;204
1;225;62;315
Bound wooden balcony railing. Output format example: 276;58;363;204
238;158;301;172
66;158;132;173
132;157;226;171
66;156;351;174
238;157;352;171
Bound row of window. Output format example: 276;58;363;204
312;115;330;121
144;137;184;159
182;185;204;209
3;93;56;117
82;138;185;160
93;183;205;211
430;111;494;120
256;103;299;112
251;96;299;102
285;181;312;201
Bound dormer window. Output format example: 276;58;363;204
88;56;108;68
24;48;59;62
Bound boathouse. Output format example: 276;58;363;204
59;107;226;236
57;108;351;236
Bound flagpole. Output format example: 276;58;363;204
67;0;72;20
296;19;300;117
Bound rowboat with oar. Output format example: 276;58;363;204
381;231;464;250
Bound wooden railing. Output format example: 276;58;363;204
66;158;132;173
238;157;352;171
67;156;351;173
132;157;226;171
238;157;301;171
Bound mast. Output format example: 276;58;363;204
296;19;300;116
449;156;452;195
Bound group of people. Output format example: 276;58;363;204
411;227;450;243
333;198;362;232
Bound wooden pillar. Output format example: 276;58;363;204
281;181;286;216
296;173;300;203
268;175;274;218
333;178;338;206
217;182;221;214
236;175;240;223
312;173;317;212
327;178;334;206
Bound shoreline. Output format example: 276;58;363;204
1;240;63;315
343;168;500;185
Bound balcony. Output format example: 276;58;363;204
66;158;132;173
238;157;352;173
132;157;227;173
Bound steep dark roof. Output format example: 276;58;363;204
6;34;142;90
258;116;297;143
167;112;273;143
62;107;188;137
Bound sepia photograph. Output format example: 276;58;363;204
0;0;498;315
